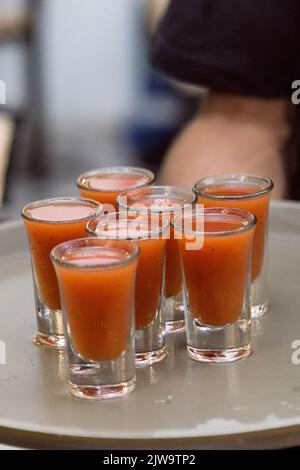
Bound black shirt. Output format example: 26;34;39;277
151;0;300;97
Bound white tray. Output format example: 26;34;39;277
1;200;300;449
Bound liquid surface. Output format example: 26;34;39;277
202;183;265;197
128;196;189;212
202;218;246;233
94;220;156;240
204;220;244;232
62;246;130;267
85;174;149;191
29;203;96;222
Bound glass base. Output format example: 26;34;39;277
251;300;269;318
165;292;185;334
166;319;185;334
187;344;252;363
135;347;166;367
32;332;65;349
68;378;135;401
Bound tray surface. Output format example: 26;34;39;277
1;200;300;449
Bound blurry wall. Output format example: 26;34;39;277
0;0;27;108
43;0;141;135
0;0;145;132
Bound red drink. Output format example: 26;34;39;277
51;238;138;400
22;198;101;348
173;207;256;363
194;174;274;318
177;216;255;326
23;200;101;310
53;244;138;361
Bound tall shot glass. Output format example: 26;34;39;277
193;174;273;317
87;212;169;366
173;208;256;363
51;238;139;400
22;198;102;349
118;186;196;333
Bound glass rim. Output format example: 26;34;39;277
21;197;102;224
76;166;156;193
86;212;170;240
51;237;140;270
117;185;197;213
193;173;274;200
172;207;257;237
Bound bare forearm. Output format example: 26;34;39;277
159;91;290;198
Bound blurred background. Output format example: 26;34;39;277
0;0;198;219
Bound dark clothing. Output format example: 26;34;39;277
151;0;300;97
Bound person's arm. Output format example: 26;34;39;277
159;91;290;198
151;0;299;198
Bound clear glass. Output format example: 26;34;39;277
173;207;256;363
87;212;169;366
117;185;196;334
76;166;155;209
193;174;273;318
22;197;102;349
51;238;139;400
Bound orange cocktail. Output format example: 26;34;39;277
118;186;196;333
194;174;273;317
173;208;256;363
87;213;168;366
22;197;102;348
52;238;138;401
77;166;155;209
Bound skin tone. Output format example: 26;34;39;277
159;91;290;198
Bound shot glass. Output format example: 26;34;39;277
51;238;139;400
173;207;256;363
193;174;273;318
118;186;196;333
87;212;169;366
22;197;102;349
76;166;155;210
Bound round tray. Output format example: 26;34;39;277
1;200;300;449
